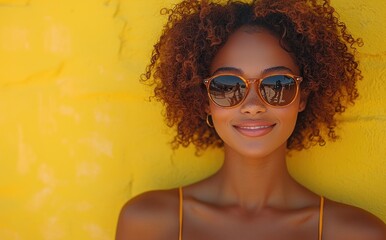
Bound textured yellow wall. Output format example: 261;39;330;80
0;0;384;239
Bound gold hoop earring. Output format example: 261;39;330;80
206;114;214;128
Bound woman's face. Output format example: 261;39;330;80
208;26;306;158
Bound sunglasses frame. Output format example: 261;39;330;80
203;73;303;108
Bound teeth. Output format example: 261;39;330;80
238;125;271;130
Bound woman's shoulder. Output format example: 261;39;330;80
120;188;180;216
324;198;386;239
116;188;180;240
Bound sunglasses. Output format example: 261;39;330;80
203;73;303;108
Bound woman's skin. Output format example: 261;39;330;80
116;27;386;240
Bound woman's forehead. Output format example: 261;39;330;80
210;28;300;76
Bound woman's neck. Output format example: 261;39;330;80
210;143;301;210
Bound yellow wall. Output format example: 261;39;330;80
0;0;385;239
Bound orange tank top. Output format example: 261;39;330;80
178;187;325;240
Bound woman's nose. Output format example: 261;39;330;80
239;83;267;115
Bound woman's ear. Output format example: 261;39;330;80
298;99;307;112
205;104;211;114
298;93;308;112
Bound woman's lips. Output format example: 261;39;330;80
233;121;276;137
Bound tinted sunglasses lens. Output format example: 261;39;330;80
259;75;297;106
209;75;246;107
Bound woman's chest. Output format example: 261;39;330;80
180;205;320;240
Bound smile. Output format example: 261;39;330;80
236;125;272;130
233;122;276;137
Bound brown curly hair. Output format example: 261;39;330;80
142;0;363;153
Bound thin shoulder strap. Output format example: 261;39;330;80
318;196;325;240
178;187;183;240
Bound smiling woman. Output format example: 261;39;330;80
207;28;304;158
116;0;386;239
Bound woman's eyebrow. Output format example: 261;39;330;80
212;67;242;75
212;66;294;76
262;66;294;75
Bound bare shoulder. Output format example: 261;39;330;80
116;188;180;240
323;198;386;239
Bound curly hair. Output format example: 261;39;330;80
142;0;363;153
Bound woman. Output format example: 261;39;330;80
116;0;386;239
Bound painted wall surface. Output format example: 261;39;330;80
0;0;385;239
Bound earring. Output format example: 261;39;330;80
206;114;214;128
